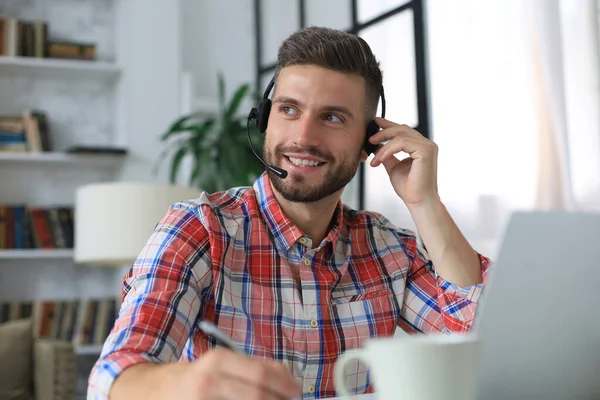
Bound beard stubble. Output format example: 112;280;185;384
263;142;362;203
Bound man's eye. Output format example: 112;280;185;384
325;114;342;123
281;106;297;115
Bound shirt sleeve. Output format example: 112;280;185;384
87;201;213;400
398;233;492;334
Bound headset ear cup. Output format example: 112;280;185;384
256;99;272;133
364;120;380;155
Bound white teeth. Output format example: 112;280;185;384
289;157;323;167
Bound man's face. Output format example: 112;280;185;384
263;65;368;203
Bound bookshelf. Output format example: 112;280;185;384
1;2;184;396
0;2;128;379
0;56;121;80
75;345;104;356
0;1;126;263
0;297;122;362
0;152;126;167
0;249;73;260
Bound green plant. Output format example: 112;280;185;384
156;73;265;193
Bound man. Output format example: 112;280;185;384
88;26;490;400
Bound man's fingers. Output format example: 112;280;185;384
237;360;300;399
370;120;422;144
210;374;284;400
222;363;299;400
383;156;412;176
373;117;399;129
369;126;408;144
371;137;419;167
205;349;301;399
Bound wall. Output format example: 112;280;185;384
114;0;182;185
0;0;122;302
0;0;183;297
0;0;116;150
181;0;255;104
0;1;185;396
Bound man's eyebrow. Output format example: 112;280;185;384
321;105;354;120
272;96;304;107
272;96;355;120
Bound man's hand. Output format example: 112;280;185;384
368;117;439;209
183;348;302;400
111;348;302;400
366;117;483;287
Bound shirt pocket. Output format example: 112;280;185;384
328;288;399;349
330;287;394;305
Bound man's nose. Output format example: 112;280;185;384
293;115;321;147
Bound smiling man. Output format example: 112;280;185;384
88;27;491;400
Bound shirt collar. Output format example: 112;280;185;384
253;172;346;252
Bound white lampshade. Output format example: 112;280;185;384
74;182;202;266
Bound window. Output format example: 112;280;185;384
253;0;430;212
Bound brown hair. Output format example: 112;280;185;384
274;26;383;120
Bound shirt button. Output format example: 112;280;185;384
307;385;315;394
299;237;307;244
303;258;311;266
310;319;319;328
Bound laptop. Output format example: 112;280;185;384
473;211;600;399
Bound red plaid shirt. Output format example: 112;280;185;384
88;172;491;399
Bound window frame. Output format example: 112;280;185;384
253;0;431;209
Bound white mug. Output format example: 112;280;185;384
334;333;480;400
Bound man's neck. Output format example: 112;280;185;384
271;187;341;248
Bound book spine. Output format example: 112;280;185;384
0;18;4;56
0;206;5;250
4;18;18;57
47;207;66;248
30;207;55;249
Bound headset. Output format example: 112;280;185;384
247;76;386;179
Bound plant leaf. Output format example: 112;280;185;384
218;72;226;114
251;90;263;103
168;114;192;131
160;118;216;141
152;136;188;176
169;146;188;184
226;84;249;120
160;114;195;141
203;171;218;194
181;121;215;140
188;133;209;187
158;74;265;192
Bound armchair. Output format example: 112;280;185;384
0;319;77;400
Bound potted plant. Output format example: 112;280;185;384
155;73;264;193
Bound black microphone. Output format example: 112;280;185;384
246;113;288;179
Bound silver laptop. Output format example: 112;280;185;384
473;211;600;399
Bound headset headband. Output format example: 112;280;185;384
263;77;385;119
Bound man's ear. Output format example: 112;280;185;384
360;149;369;162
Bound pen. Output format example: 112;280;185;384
198;321;300;400
198;321;245;354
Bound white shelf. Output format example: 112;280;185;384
0;152;126;167
0;56;121;80
75;345;104;356
0;249;73;260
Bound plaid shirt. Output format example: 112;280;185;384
88;172;491;399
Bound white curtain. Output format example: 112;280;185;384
529;0;600;211
360;0;600;259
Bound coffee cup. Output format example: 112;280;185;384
334;333;480;400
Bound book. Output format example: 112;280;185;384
66;146;128;155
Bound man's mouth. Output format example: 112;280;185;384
287;156;326;167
